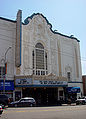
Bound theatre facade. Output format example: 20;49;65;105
0;10;83;105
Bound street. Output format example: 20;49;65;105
0;105;86;119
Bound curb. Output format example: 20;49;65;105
62;103;76;106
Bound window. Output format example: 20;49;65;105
67;72;71;81
32;51;34;69
45;52;47;70
20;99;25;102
36;49;44;69
32;43;48;75
0;67;5;78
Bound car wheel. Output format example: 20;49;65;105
0;112;2;115
76;102;79;105
82;101;85;105
30;104;33;107
15;104;17;107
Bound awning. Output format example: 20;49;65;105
66;87;80;93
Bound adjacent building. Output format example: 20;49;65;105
82;75;86;96
0;10;83;105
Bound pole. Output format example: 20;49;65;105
3;74;5;94
3;46;11;94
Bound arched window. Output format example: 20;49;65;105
35;43;44;49
32;43;48;75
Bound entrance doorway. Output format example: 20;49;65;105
22;87;58;106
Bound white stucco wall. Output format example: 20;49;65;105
0;18;16;80
21;14;82;82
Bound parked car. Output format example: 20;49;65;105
0;94;10;106
8;97;36;107
0;105;3;115
76;97;86;105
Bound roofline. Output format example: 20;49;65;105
0;17;16;23
82;75;86;77
52;30;80;42
23;13;80;42
0;13;80;42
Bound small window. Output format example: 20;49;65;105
38;70;40;75
35;43;44;49
33;70;35;74
42;71;45;75
41;71;45;75
32;51;34;68
45;52;47;70
0;67;5;78
36;71;37;75
46;71;48;75
67;72;71;81
41;71;43;75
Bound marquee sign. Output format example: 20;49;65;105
15;74;68;87
15;78;32;85
33;80;67;86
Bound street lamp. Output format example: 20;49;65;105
3;46;12;94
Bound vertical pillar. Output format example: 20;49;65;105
75;47;79;78
57;42;62;76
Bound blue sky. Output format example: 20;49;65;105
0;0;86;75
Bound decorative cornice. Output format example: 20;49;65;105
23;13;80;42
0;12;80;42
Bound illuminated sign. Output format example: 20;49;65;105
67;87;80;93
0;80;14;90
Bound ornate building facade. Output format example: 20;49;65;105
0;10;83;105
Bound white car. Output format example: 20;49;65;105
76;97;86;105
9;97;36;107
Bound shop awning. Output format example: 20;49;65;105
66;87;80;93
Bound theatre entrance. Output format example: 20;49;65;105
22;87;58;106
